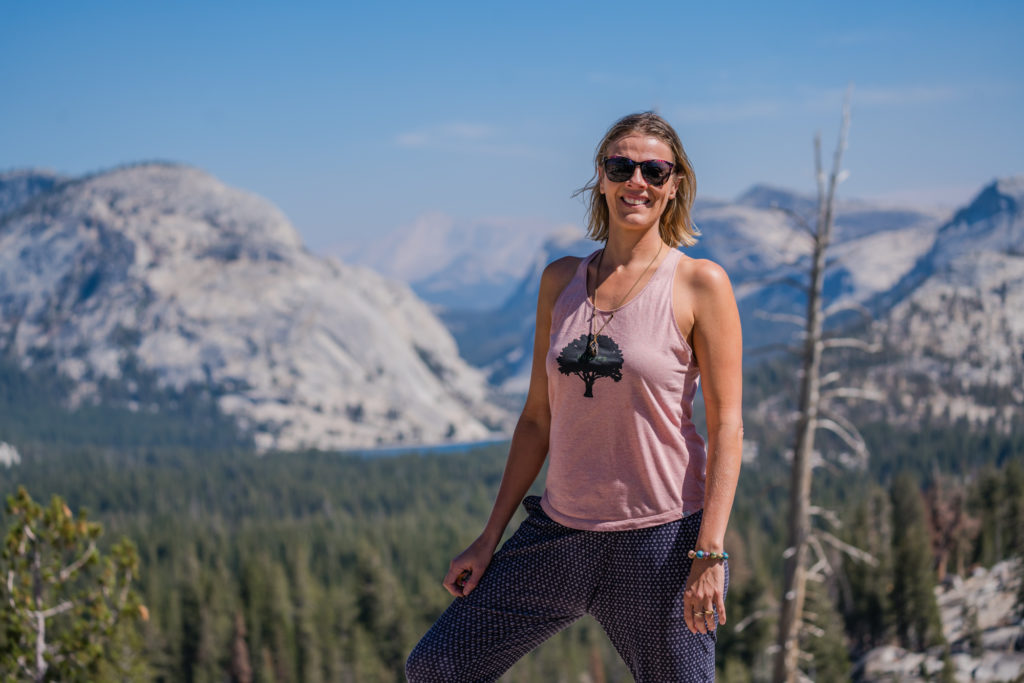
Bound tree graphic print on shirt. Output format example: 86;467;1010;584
556;334;624;398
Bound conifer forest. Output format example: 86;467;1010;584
1;354;1022;682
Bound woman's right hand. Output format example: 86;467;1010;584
443;535;497;597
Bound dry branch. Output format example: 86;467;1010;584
823;299;874;321
816;418;867;459
808;505;842;529
821;337;881;353
819;530;879;567
820;387;886;403
58;542;96;582
755;310;808;327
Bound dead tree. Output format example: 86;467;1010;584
770;90;882;683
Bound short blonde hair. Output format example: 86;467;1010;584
575;112;699;247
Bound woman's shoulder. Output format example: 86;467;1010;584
538;253;588;306
543;254;585;278
673;253;733;294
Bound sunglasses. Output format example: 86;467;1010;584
603;156;675;186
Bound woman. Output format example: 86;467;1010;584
407;112;743;682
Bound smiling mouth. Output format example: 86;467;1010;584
622;197;649;207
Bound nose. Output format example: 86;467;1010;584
626;165;647;186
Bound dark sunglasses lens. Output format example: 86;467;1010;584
604;157;674;185
640;161;673;185
604;157;636;182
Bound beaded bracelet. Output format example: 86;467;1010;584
688;549;729;560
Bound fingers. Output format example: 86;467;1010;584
683;559;727;633
443;558;488;597
460;569;482;596
684;586;721;633
695;606;713;634
685;605;711;634
442;564;472;597
687;604;720;634
683;592;712;634
442;566;462;597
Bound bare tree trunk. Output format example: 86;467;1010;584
772;94;851;683
230;611;253;683
589;643;607;683
31;533;48;683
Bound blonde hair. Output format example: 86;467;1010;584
574;112;699;247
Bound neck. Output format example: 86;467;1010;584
602;225;666;268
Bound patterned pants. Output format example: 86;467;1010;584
407;496;727;682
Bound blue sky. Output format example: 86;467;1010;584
2;1;1021;251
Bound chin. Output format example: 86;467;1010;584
613;215;658;232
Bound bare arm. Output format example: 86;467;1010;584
680;259;743;632
442;257;578;597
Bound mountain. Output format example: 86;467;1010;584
446;187;948;392
690;176;1024;433
0;169;66;216
865;176;1024;430
0;163;511;450
440;226;594;394
335;213;576;311
689;188;948;333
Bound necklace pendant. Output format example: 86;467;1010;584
588;335;599;357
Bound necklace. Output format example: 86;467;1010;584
586;242;664;357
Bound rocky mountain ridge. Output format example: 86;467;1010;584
867;176;1024;430
0;164;511;450
428;174;1023;433
436;186;954;393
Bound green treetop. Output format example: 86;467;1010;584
1;486;147;682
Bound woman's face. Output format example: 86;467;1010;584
599;134;679;235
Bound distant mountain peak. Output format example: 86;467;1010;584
0;167;65;182
952;175;1024;227
734;184;814;212
926;174;1024;265
0;168;67;219
48;163;304;257
994;174;1024;199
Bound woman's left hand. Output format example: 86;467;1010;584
683;559;726;634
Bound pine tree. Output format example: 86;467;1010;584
971;467;1005;566
179;580;202;682
229;611;253;683
890;473;945;651
352;539;413;673
939;648;956;683
925;471;970;581
801;580;851;681
265;561;298;682
1002;460;1024;559
290;545;324;683
0;486;147;681
841;484;893;654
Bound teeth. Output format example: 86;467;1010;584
623;197;648;206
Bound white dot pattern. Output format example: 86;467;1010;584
407;496;728;682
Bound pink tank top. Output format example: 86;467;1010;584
540;247;707;531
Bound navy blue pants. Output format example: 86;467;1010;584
407;496;727;682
